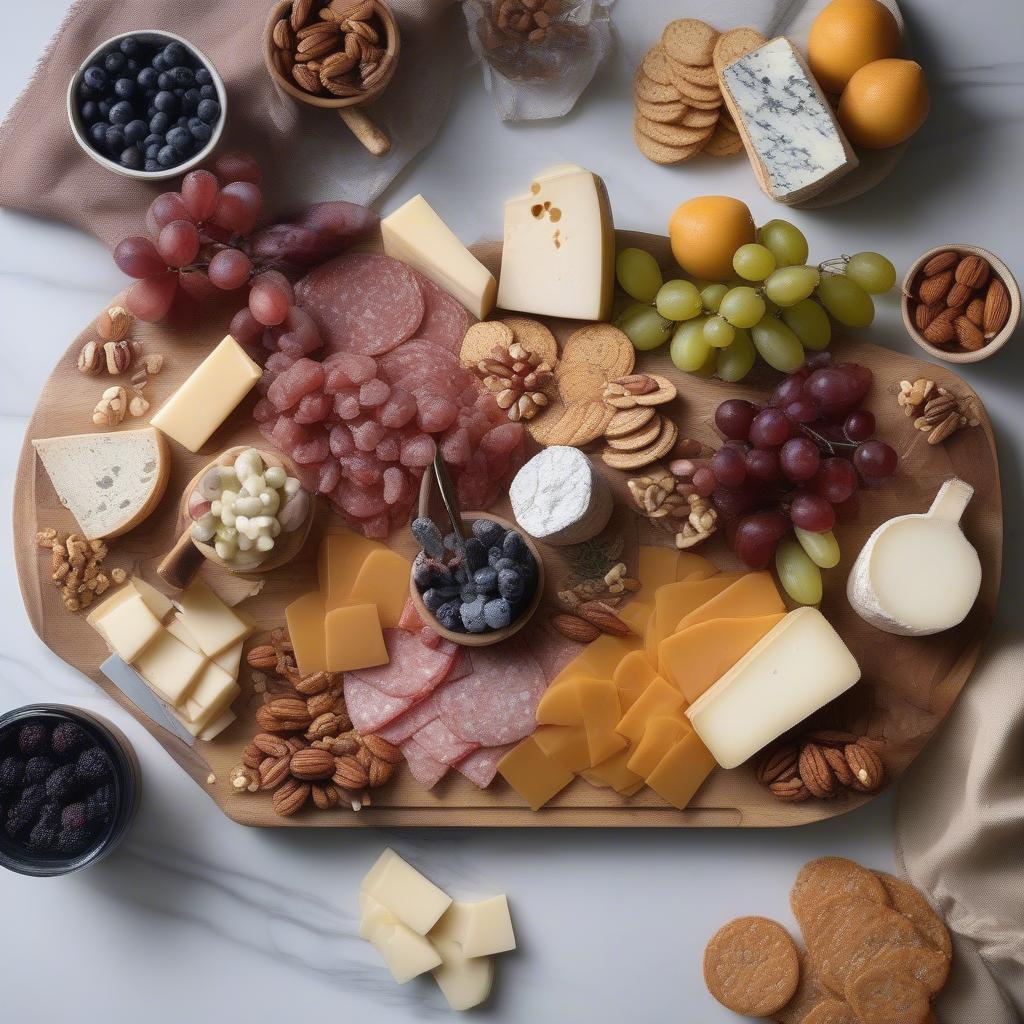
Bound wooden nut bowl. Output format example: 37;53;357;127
902;244;1020;365
262;0;400;156
157;445;315;590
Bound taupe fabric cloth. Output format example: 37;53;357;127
896;631;1024;1023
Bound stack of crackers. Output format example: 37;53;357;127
633;20;765;166
704;857;951;1023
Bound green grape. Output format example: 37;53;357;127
751;315;806;372
715;328;756;382
617;303;673;351
700;283;729;313
845;251;897;294
692;343;718;378
616;247;662;302
656;279;703;321
775;540;823;605
782;298;832;350
764;265;820;307
818;273;875;328
719;287;766;330
733;243;777;282
670;318;712;372
794;526;841;569
703;315;735;348
758;219;809;267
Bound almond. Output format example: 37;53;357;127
576;601;633;638
913;302;942;332
290;747;336;780
290;0;315;31
923;307;959;346
917;270;953;306
921;251;958;276
291;62;321;92
983;277;1010;337
946;282;974;309
550;613;600;643
966;297;985;326
954;316;985;351
955;254;990;290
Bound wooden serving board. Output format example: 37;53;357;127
13;230;1001;828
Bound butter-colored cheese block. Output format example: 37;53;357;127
687;608;861;768
618;600;653;635
533;724;591;774
459;895;516;958
363;848;452;935
627;714;692;779
324;603;389;673
179;663;239;728
660;613;786;703
675;571;784;632
285;590;328;677
361;848;402;893
430;901;472;945
381;194;497;320
150;335;261;452
96;591;163;663
347;548;412;629
497;164;615;322
498;736;576;811
578;677;626;765
364;905;443;984
132;627;206;706
615;677;686;744
646;732;716;810
582;747;644;796
130;577;174;622
176;580;250;657
318;530;384;610
613;650;659;710
431;935;494;1011
645;575;741;661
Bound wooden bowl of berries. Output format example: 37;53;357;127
902;244;1020;364
263;0;401;157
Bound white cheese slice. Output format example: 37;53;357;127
497;164;615;321
33;428;169;540
459;895;516;958
721;37;857;205
175;580;250;657
361;899;443;984
362;849;452;935
686;608;861;769
431;935;494;1011
133;628;206;706
381;194;496;319
130;577;175;622
95;591;164;663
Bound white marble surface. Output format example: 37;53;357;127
1;1;1021;1020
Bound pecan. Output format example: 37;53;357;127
311;782;341;810
273;779;310;816
823;746;855;788
293;670;334;695
768;777;810;803
360;734;402;764
255;705;309;733
246;644;278;670
333;754;369;790
320;731;361;756
756;745;799;786
242;742;263;770
803;729;858;748
368;757;394;788
259;755;291;790
265;698;312;724
845;743;885;792
305;712;345;741
799;743;836;799
290;747;336;781
253;733;290;758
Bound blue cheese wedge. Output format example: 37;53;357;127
721;37;858;205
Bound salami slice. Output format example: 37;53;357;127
343;675;413;734
437;639;546;747
455;744;515;789
375;692;442;745
412;719;479;767
401;738;449;790
411;271;471;354
378;340;475;404
348;629;457;699
296;253;425;357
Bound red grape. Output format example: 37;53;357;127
785;399;819;424
249;273;292;326
734;511;790;569
843;410;876;442
254;269;294;305
178;269;216;302
810;457;858;504
711;447;747;488
125;272;179;321
181;169;220;221
208;248;253;289
749;408;792;449
229;306;264;347
854;440;898;480
715;399;759;441
212;151;262;185
779;436;821;482
805;365;871;417
114;236;165;278
790;491;835;532
211;181;263;235
805;351;833;370
267;306;323;357
692;466;717;498
745;448;781;483
712;477;772;519
157;220;200;268
146;192;193;236
769;372;808;409
165;289;201;330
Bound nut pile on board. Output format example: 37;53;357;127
756;730;886;803
896;378;981;446
271;0;393;98
550;599;634;644
626;461;719;550
600;373;679;470
35;529;126;613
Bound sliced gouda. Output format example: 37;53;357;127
675;571;785;632
615;678;686;744
318;530;384;610
645;575;741;661
498;736;575;811
627;714;691;778
285;590;327;677
179;664;239;728
533;724;591;773
347;548;412;629
578;677;625;765
646;731;716;810
612;650;659;710
324;603;389;673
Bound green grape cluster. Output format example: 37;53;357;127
614;220;896;382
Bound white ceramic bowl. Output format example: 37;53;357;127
66;30;227;181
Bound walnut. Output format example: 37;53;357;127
92;386;128;427
474;339;554;422
627;464;718;549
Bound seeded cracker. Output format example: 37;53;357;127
633;125;704;166
460;320;514;367
640;46;674;86
704;121;745;158
872;872;953;958
790;856;890;927
661;19;719;66
712;27;768;77
604;407;656;438
774;952;831;1024
635;97;690;125
703;916;800;1016
845;966;930;1024
635;116;714;150
671;58;719;89
670;68;721;104
634;70;682;105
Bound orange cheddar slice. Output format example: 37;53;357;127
637;545;682;594
582;747;644;795
536;678;588;726
324;603;389;673
574;632;643;680
675;571;785;633
285;591;327;677
498;737;575;811
645;575;741;661
318;530;384;610
659;613;786;703
676;551;720;581
347;549;413;629
613;650;659;710
618;600;653;635
646;731;716;810
616;677;686;744
577;677;626;765
533;724;591;773
627;715;691;778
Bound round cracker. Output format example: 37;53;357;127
559;322;634;379
601;417;677;470
703;916;800;1017
635;115;713;149
774;953;830;1024
634;71;681;104
528;398;583;446
677;91;722;111
863;945;951;996
640;46;673;86
679;105;720;129
712;26;768;76
633;124;705;165
669;61;721;103
703;121;744;157
662;19;718;66
845;966;930;1024
872;873;952;959
460;320;514;367
606;416;663;451
501;316;559;367
672;60;719;89
567;401;615;447
635;97;689;124
791;857;890;928
801;999;859;1024
604;406;656;438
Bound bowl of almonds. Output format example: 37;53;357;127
263;0;400;156
902;244;1019;364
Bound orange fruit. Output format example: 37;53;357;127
807;0;901;94
669;196;755;282
839;59;929;148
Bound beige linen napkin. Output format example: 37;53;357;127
896;629;1024;1022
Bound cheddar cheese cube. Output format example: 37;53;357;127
324;603;389;673
347;548;412;629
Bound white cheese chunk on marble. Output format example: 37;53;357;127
362;848;452;935
722;37;857;205
431;935;494;1011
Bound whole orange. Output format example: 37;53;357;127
839;59;929;148
808;0;901;94
669;196;755;282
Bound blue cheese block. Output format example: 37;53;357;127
721;37;858;206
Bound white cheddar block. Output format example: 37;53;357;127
497;164;615;321
460;895;516;958
363;849;452;935
176;580;250;657
365;910;443;984
133;628;206;706
430;901;473;945
213;641;244;678
181;666;239;728
431;935;494;1011
86;584;136;630
165;616;202;654
381;195;496;320
687;608;861;769
361;848;402;894
359;893;391;940
198;707;235;741
96;592;163;663
130;578;174;622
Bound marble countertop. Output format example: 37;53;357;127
1;0;1021;1019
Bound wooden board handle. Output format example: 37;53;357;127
339;107;391;157
157;530;205;591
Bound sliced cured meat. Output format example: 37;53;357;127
412;271;471;354
412;719;479;767
437;639;546;747
296;253;424;357
401;738;449;790
349;628;457;699
456;744;515;789
343;675;412;734
376;694;441;745
398;598;424;634
520;619;581;683
447;650;473;683
378;340;475;404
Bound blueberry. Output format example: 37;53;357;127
104;51;127;75
498;568;525;604
458;537;483;572
120;147;144;170
164;42;187;65
98;98;112;117
125;58;140;75
472;519;506;549
143;133;164;149
182;87;201;111
124;118;148;144
460;582;478;603
157;145;179;168
411;517;446;560
83;66;107;91
460;596;487;634
473;567;498;594
151;52;166;72
170;65;195;88
188;118;212;143
154;90;178;114
165;125;192;152
144;159;160;172
493;557;516;573
114;77;136;100
80;100;100;124
157;71;173;91
198;98;219;125
145;142;161;160
435;600;463;632
176;114;189;127
484;597;512;630
77;80;98;101
503;530;528;563
137;66;158;89
199;83;217;101
108;100;135;125
195;66;212;86
149;111;170;133
487;546;503;569
104;124;125;153
119;36;142;58
89;122;109;147
423;586;458;613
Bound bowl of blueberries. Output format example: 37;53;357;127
67;30;226;179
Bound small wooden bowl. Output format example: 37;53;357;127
262;0;400;156
902;244;1020;365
